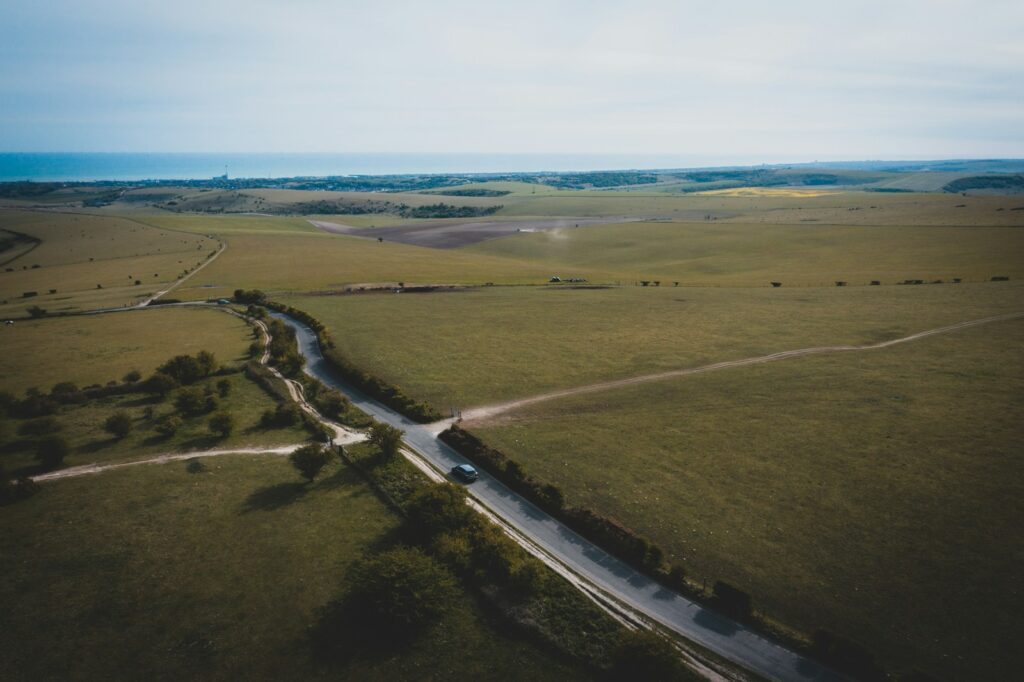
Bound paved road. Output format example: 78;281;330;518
270;310;846;682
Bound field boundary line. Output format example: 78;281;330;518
461;311;1024;421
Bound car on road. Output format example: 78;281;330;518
450;464;479;482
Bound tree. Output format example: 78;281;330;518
345;547;458;635
158;353;216;385
104;411;133;439
368;422;403;459
144;372;179;399
50;381;79;397
403;482;475;540
607;630;690;681
155;415;182;437
216;378;231;397
36;435;69;469
289;443;331;483
208;411;235;438
261;402;300;428
174;386;206;415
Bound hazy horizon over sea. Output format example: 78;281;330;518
0;152;765;182
2;152;1015;183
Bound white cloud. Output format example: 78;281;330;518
0;0;1021;159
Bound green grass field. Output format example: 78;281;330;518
0;307;252;395
468;220;1024;286
0;456;585;681
280;282;1024;409
471;318;1024;680
168;232;566;299
0;371;309;475
0;210;219;316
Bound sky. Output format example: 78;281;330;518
1;0;1022;163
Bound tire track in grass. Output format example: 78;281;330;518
460;311;1024;422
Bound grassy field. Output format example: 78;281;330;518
0;371;309;475
280;282;1024;409
0;210;219;316
166;232;568;299
0;456;586;681
468;220;1024;285
0;307;252;395
471;318;1024;680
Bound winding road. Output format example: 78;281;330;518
272;310;853;682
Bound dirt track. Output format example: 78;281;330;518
29;445;304;482
461;311;1024;422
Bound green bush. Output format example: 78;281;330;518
208;411;235;438
344;547;458;635
289;443;331;483
368;422;403;459
403;483;475;541
103;411;133;439
143;372;179;399
174;387;208;416
155;415;182;437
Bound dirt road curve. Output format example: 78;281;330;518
29;445;304;482
461;311;1024;422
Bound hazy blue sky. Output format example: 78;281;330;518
2;0;1022;162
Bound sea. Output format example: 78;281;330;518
0;152;741;182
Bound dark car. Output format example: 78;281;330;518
450;464;479;482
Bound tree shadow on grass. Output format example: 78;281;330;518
177;435;222;451
0;438;35;456
315;463;365;493
242;481;309;512
309;596;420;668
77;438;118;454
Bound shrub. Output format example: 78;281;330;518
261;402;301;428
103;411;133;439
368;422;403;458
174;387;207;415
216;378;231;397
50;381;79;397
27;305;46;318
289;443;331;483
36;435;69;468
158;352;217;385
233;288;267;304
144;372;179;398
123;369;142;383
403;483;475;540
155;415;183;437
208;411;235;438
